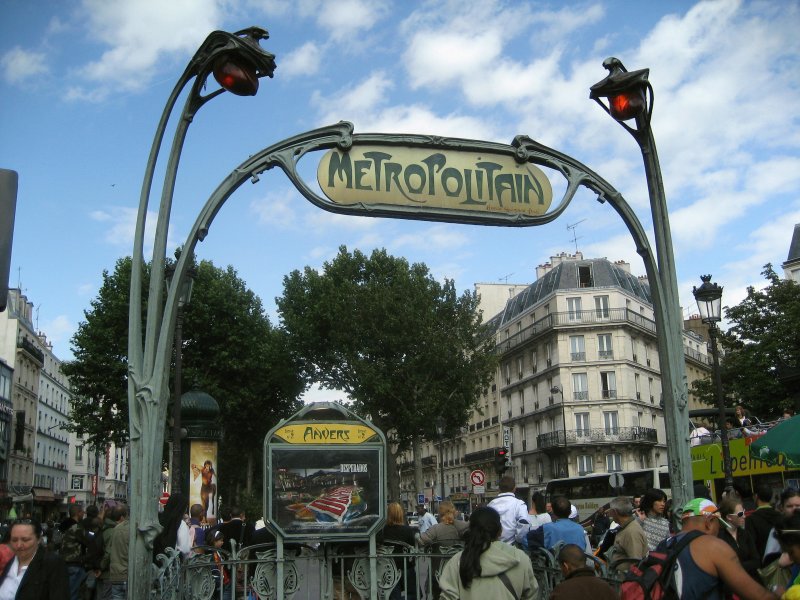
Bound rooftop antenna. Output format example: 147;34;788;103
567;219;586;253
35;304;40;331
499;273;514;284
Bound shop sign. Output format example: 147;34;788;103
273;423;378;445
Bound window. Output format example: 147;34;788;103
531;349;538;372
600;371;617;399
546;342;553;366
595;295;610;318
598;333;613;359
517;357;523;379
504;363;511;385
578;265;593;288
569;335;586;361
635;373;641;400
606;453;622;472
75;445;83;462
572;373;588;400
603;411;619;435
575;413;590;437
567;297;582;321
577;454;594;475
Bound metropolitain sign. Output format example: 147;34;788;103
317;145;553;216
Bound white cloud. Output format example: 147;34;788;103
1;47;48;84
391;225;469;252
39;315;74;350
281;41;322;77
68;0;226;99
315;0;389;41
250;189;299;229
90;206;177;255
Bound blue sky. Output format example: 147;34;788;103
2;0;799;385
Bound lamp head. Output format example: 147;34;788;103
590;58;650;122
692;274;723;324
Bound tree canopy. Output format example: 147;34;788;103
276;246;497;498
64;256;304;495
691;265;800;419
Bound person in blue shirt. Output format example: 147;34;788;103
528;495;587;551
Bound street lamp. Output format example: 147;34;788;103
127;27;275;598
165;250;196;497
435;416;446;509
693;275;734;494
591;58;693;516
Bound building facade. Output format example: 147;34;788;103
0;359;12;510
399;252;712;511
33;334;71;514
783;223;800;283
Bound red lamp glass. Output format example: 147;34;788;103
608;88;646;121
212;55;259;96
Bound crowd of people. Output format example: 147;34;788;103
377;475;800;600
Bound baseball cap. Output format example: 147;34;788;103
681;498;718;517
681;498;733;530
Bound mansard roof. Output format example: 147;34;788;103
490;257;652;328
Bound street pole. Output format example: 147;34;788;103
590;58;693;519
435;417;445;509
708;324;734;494
693;275;733;496
126;28;275;598
171;304;184;496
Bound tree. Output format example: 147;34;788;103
62;257;138;451
276;246;498;500
691;265;800;419
64;256;304;498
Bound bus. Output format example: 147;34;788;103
691;424;800;503
544;466;670;520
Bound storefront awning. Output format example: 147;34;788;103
32;488;56;502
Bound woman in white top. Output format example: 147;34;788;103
0;519;68;600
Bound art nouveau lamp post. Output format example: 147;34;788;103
127;28;275;598
693;275;734;494
435;416;446;507
590;59;693;515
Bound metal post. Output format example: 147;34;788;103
171;305;184;496
438;436;445;505
708;325;734;494
590;59;693;519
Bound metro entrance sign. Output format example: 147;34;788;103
127;30;691;594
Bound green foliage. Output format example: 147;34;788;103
62;257;139;450
276;246;497;495
693;265;800;418
64;256;304;493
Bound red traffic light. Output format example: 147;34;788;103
608;89;646;121
498;449;507;456
212;54;259;96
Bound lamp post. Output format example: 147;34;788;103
693;275;734;495
550;385;568;477
126;28;275;598
165;250;196;497
435;416;446;509
590;58;693;516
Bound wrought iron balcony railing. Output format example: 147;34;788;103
537;426;657;449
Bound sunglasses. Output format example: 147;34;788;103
728;511;745;518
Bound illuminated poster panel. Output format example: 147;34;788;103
271;447;381;535
189;440;218;521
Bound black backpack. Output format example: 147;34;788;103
619;530;704;600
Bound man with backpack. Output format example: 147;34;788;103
621;498;778;600
188;503;207;554
606;496;648;574
59;504;87;600
551;543;617;599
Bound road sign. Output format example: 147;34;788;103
470;469;486;486
159;492;170;506
473;485;485;495
608;472;625;489
417;493;425;505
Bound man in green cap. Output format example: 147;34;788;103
659;498;778;600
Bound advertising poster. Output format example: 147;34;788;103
189;440;218;521
271;447;381;536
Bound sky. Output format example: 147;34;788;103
2;0;799;403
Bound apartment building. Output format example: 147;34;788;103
399;252;712;510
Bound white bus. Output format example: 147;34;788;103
544;467;671;521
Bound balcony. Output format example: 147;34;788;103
571;352;586;361
497;307;657;353
464;448;497;465
572;391;589;400
537;426;657;449
601;389;617;399
599;350;614;359
17;337;44;365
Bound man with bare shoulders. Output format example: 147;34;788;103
666;498;778;600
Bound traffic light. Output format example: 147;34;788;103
494;447;509;473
